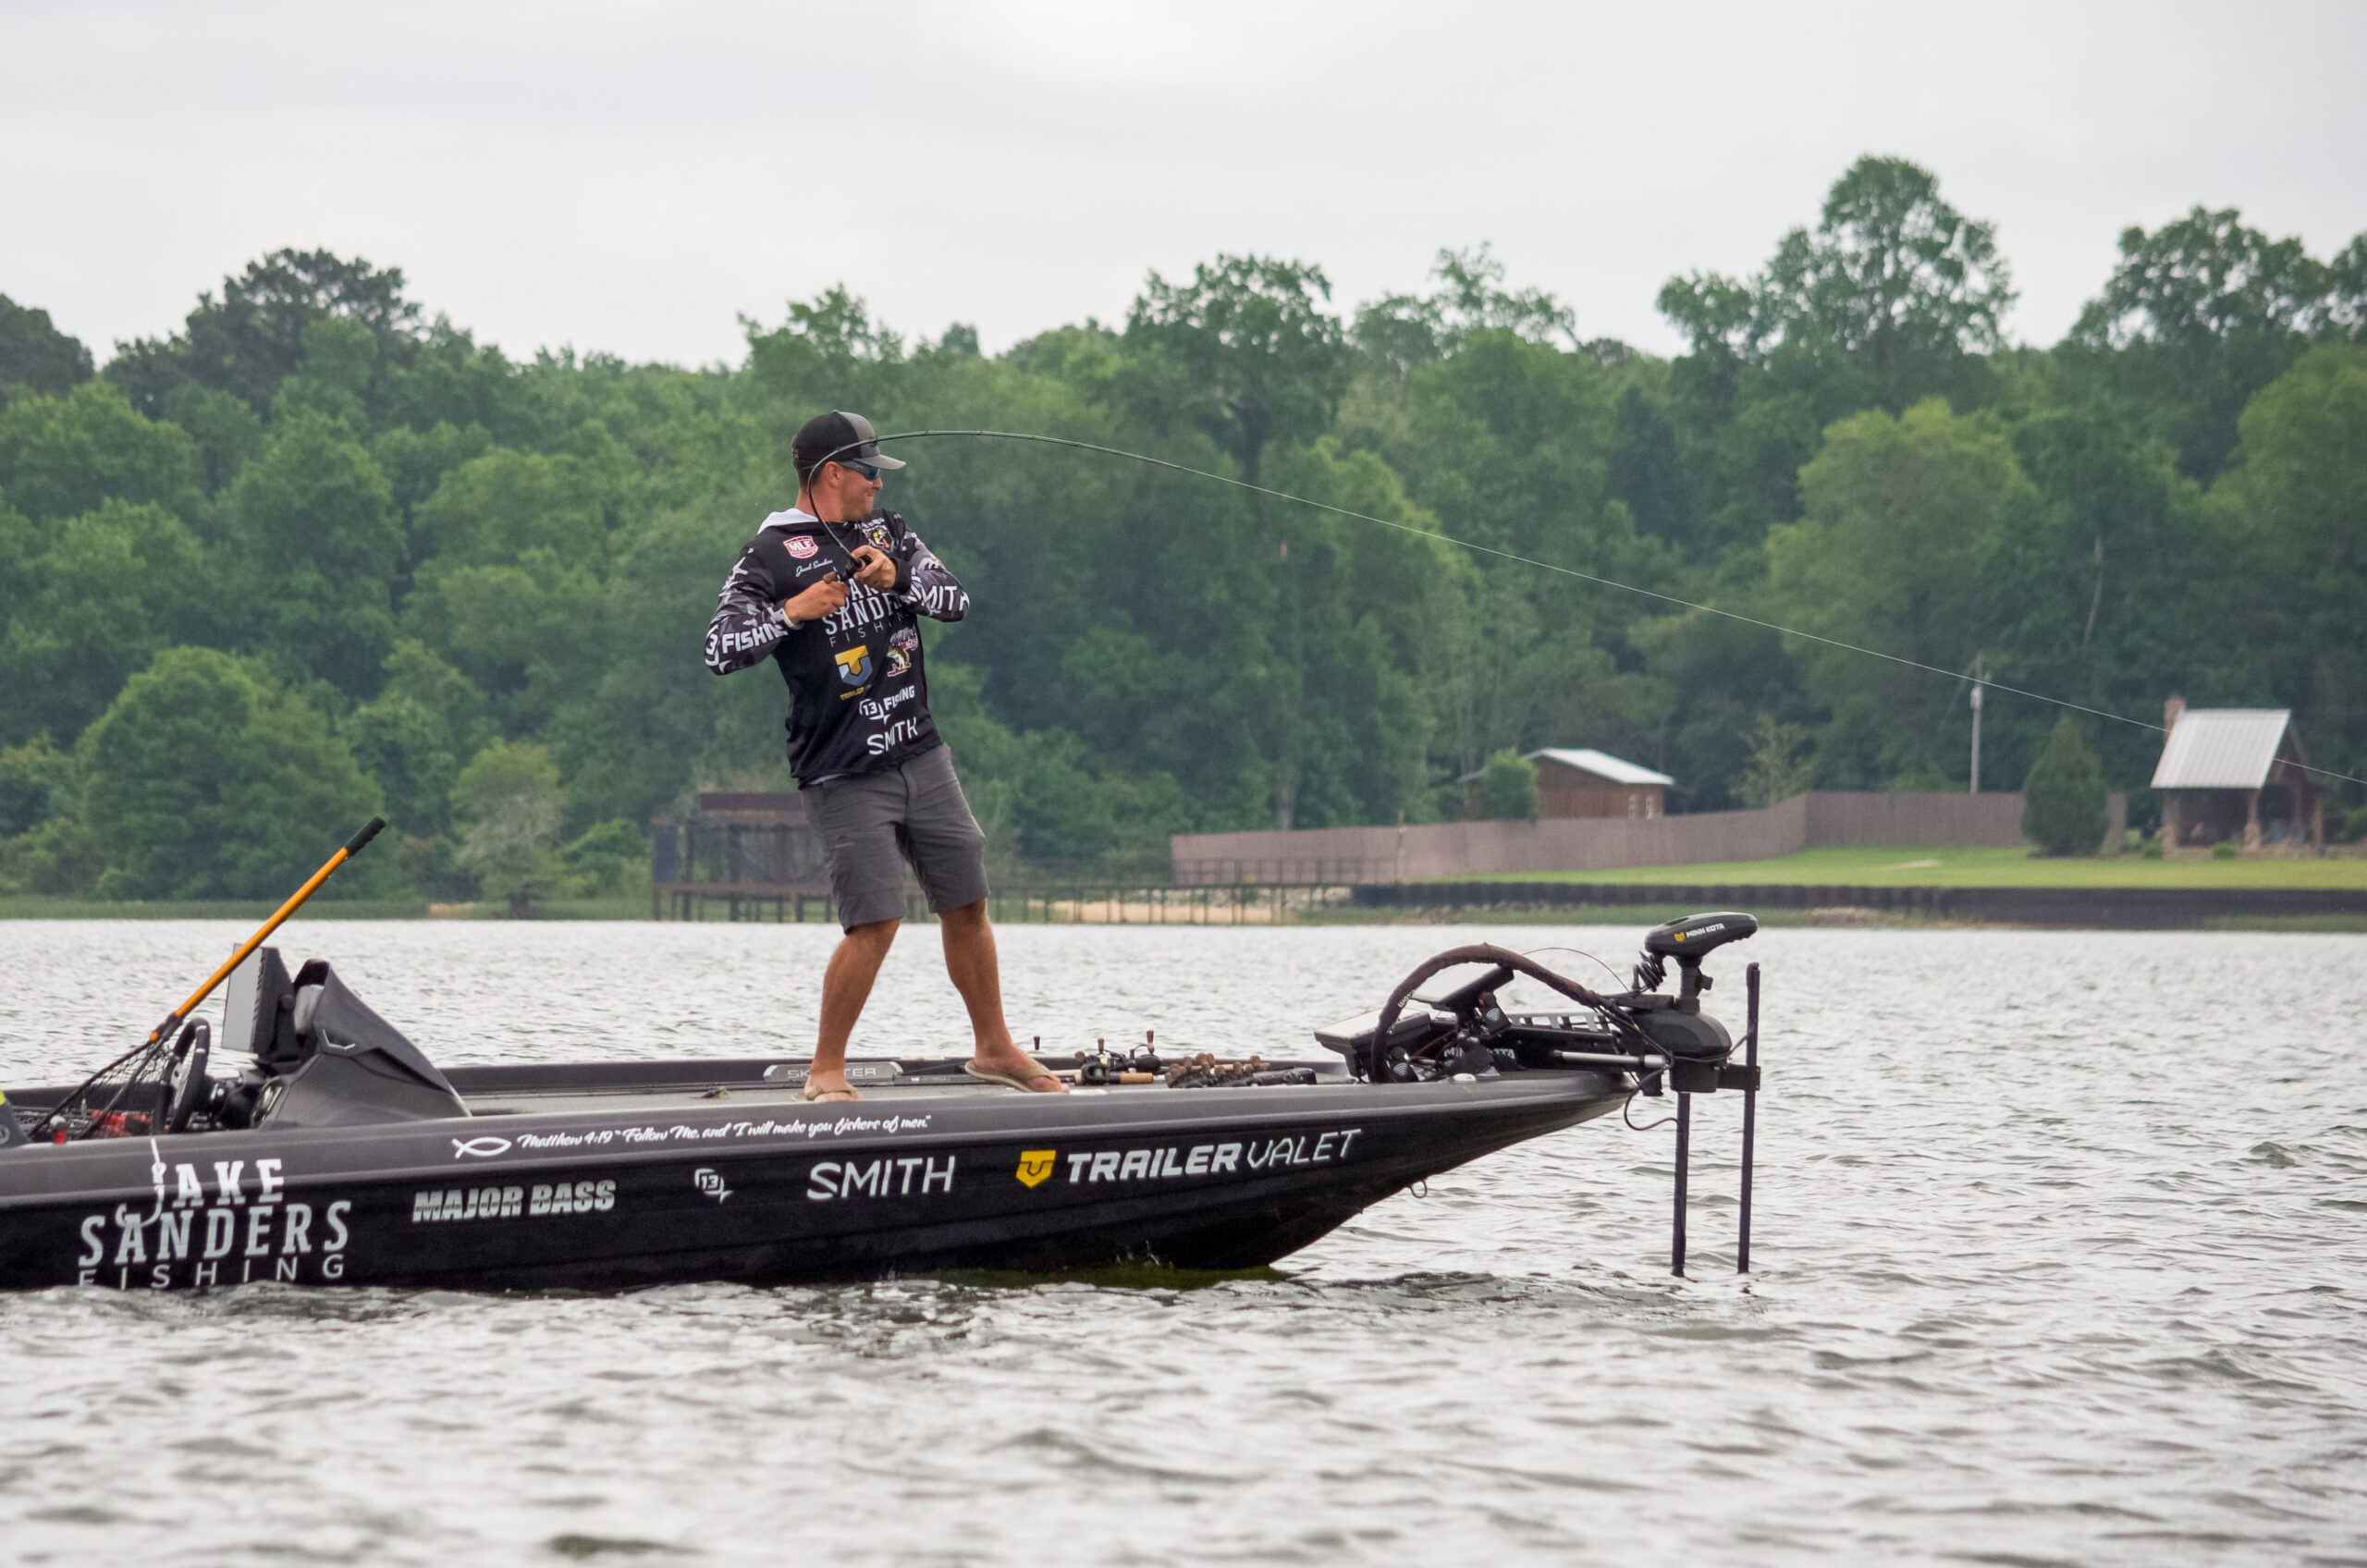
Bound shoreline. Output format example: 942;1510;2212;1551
3;894;2359;934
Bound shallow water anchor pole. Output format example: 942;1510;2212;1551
1738;962;1760;1275
1671;1092;1690;1277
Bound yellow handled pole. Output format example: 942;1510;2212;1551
33;816;389;1141
145;815;388;1044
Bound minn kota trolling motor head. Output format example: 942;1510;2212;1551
1632;912;1759;1002
1617;912;1760;1096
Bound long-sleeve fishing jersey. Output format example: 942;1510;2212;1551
703;508;970;785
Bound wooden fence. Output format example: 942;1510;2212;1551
1172;790;2126;883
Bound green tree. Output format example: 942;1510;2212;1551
0;736;93;894
558;818;647;897
1605;380;1694;551
450;739;567;915
1126;254;1348;484
413;444;615;564
42;217;2367;862
1655;156;2013;550
1989;397;2219;798
108;248;421;420
1478;748;1538;820
2068;208;2344;479
2022;715;2107;855
1628;613;1803;812
0;295;93;400
0;499;214;747
1354;244;1578;374
270;314;378;426
402;551;604;736
0;736;77;837
2329;235;2367;341
344;642;493;845
1764;155;2015;386
345;696;461;841
1731;714;1817;807
1767;400;2038;787
1662;155;2012;407
2209;343;2367;773
0;379;205;523
379;322;535;444
80;647;383;899
220;411;403;693
0;493;30;657
160;383;266;496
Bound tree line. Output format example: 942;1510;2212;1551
2;154;2363;900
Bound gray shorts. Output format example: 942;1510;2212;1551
801;744;990;930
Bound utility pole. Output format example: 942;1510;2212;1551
1968;653;1984;795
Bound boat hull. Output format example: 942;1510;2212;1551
0;1073;1624;1292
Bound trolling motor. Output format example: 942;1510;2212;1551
1613;913;1759;1094
1321;912;1765;1277
1613;913;1763;1277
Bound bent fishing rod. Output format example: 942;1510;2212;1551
807;426;2365;790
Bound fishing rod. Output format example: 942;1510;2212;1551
807;426;2367;790
29;816;386;1141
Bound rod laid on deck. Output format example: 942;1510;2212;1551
1739;962;1760;1274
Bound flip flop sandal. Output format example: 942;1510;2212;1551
797;1083;863;1103
963;1060;1065;1093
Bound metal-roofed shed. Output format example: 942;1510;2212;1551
1459;748;1674;821
2150;702;2324;853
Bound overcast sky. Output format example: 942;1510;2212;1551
6;0;2363;369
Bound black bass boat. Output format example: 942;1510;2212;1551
0;897;1765;1292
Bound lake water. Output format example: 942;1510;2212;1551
0;919;2361;1565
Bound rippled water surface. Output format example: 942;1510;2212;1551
0;919;2361;1565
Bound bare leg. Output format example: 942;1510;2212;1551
939;900;1063;1091
806;918;899;1099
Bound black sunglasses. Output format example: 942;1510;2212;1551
835;459;880;482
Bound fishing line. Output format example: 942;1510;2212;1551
805;428;2365;790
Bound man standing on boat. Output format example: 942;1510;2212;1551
704;411;1063;1102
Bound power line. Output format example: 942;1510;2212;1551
862;428;2367;791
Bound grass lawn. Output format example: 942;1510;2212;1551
0;896;431;920
1441;845;2367;889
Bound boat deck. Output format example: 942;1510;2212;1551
448;1056;1353;1120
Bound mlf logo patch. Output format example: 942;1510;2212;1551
1015;1150;1057;1188
835;645;872;685
787;534;818;559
